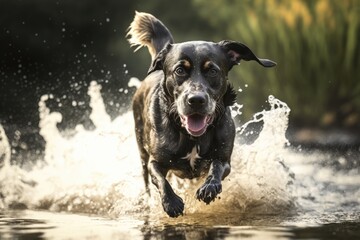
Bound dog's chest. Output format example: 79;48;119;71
181;145;201;170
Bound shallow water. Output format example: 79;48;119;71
1;210;359;239
0;81;359;239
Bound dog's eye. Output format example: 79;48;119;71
208;68;218;77
174;66;187;77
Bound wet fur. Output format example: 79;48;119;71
127;12;276;217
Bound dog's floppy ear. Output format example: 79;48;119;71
147;43;172;75
219;40;276;69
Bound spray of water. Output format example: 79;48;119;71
226;95;294;213
0;80;295;218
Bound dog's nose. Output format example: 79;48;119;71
187;93;207;108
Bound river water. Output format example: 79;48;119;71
0;81;359;239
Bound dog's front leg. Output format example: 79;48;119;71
148;160;184;217
196;160;230;204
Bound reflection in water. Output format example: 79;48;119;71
0;81;359;239
1;210;359;240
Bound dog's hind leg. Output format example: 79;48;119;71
133;100;151;195
140;149;150;195
134;123;150;195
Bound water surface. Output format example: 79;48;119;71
0;82;359;239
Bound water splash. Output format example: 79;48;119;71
1;79;359;226
30;81;144;215
228;95;294;213
0;124;34;209
0;125;11;170
0;81;295;217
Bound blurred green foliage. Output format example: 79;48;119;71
192;0;360;128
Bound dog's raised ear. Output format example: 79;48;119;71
219;40;276;70
147;43;172;75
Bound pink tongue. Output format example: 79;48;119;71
186;115;207;132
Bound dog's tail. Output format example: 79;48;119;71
127;11;174;60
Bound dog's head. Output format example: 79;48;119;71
149;40;276;137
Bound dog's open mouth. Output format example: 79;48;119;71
180;114;213;137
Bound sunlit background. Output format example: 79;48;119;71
1;0;359;139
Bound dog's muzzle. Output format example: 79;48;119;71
179;92;214;137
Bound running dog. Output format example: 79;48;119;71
127;12;276;217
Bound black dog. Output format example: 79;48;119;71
127;12;276;217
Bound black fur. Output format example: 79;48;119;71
127;12;276;217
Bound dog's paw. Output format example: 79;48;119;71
196;179;222;204
162;193;184;218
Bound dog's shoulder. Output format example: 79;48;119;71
139;71;164;91
133;71;163;103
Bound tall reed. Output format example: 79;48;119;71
193;0;360;128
